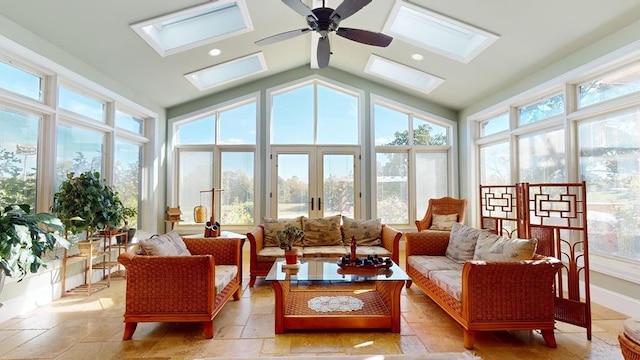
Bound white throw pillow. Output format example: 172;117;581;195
445;222;485;263
429;214;458;231
138;230;191;256
473;231;537;262
342;216;382;246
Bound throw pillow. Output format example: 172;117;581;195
262;216;303;247
302;215;342;246
445;222;485;263
473;231;537;262
430;214;458;231
138;230;191;256
342;216;382;246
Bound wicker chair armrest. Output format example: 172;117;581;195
381;224;402;263
183;237;242;266
461;257;562;322
404;231;449;256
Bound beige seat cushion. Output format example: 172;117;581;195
214;265;238;294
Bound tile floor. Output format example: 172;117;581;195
0;247;628;359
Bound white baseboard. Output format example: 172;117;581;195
590;282;640;318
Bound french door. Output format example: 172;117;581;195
270;146;360;219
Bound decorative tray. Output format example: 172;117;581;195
337;254;393;270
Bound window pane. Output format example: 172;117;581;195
579;110;640;261
272;85;314;144
58;86;106;122
176;115;215;145
178;151;213;223
116;110;143;134
415;152;448;218
578;63;640;108
55;125;104;188
413;117;447;145
219;102;256;144
481;112;509;136
323;154;355;218
518;129;566;183
220;152;254;225
0;61;42;100
0;108;40;208
374;105;408;145
114;139;141;228
376;152;408;224
480;142;510;185
518;94;565;126
317;85;358;145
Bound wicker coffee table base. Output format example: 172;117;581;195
271;280;405;333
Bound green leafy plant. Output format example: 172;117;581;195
0;204;69;280
51;171;124;238
276;224;304;251
121;206;137;229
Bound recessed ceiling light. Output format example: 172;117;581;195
209;48;222;56
412;53;423;61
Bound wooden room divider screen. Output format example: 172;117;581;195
479;182;592;340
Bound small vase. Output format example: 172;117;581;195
284;249;298;265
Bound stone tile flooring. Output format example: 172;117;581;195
0;248;627;359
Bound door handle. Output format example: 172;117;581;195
318;197;322;211
310;197;314;211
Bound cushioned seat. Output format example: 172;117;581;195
620;318;640;360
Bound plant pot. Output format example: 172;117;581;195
284;249;299;265
126;228;137;243
77;240;100;256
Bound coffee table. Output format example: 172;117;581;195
265;257;409;333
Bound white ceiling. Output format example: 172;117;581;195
2;0;640;111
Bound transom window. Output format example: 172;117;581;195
58;85;106;122
0;59;43;101
578;62;640;109
518;93;565;126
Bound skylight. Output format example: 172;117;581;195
383;1;498;63
365;55;444;94
131;0;253;57
185;53;267;91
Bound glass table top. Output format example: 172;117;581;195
265;257;409;282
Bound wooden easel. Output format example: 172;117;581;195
201;188;223;237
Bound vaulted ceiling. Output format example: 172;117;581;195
2;0;640;111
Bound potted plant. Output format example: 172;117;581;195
0;204;69;292
120;206;137;244
51;171;124;254
276;223;304;265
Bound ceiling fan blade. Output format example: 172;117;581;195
255;28;311;46
330;0;372;25
336;27;393;47
282;0;318;21
317;36;330;68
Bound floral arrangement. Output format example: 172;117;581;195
276;224;304;251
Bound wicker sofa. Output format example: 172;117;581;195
118;233;243;339
405;223;562;349
246;215;402;287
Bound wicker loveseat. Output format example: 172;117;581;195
118;232;243;339
405;223;562;349
246;215;402;287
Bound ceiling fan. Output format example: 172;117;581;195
255;0;393;68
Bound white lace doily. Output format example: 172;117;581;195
307;296;364;312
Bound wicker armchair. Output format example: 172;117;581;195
416;196;467;231
118;237;243;339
